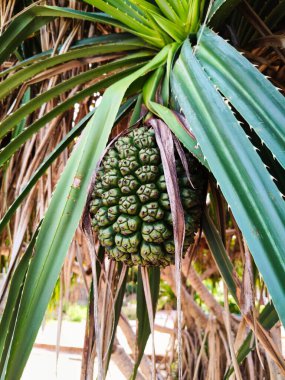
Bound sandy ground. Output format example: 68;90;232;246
22;349;127;380
21;313;285;379
22;312;175;379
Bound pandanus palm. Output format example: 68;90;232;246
0;0;284;379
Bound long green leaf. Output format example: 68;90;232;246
166;0;188;20
83;0;166;47
132;267;160;379
142;66;207;165
0;36;149;101
105;264;128;373
155;0;181;23
0;97;136;234
1;47;169;380
161;40;179;105
0;53;150;138
98;0;149;24
203;212;237;301
196;27;285;168
141;58;208;166
148;11;186;41
0;66;142;166
0;33;153;79
171;40;285;326
0;5;136;64
0;225;40;371
84;0;152;30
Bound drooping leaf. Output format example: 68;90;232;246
141;58;210;167
0;225;40;372
171;39;285;326
0;37;150;101
129;94;145;126
0;53;150;139
203;211;238;301
142;65;165;105
1;47;169;380
0;67;141;167
161;42;180;105
0;33;152;79
132;266;160;379
0;5;135;65
0;97;136;234
149;102;207;167
105;264;128;372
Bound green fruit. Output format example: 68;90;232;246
90;126;207;267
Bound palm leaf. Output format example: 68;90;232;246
203;211;238;301
171;39;285;326
196;27;285;168
154;0;181;23
0;33;152;79
0;225;40;372
0;97;136;234
83;0;166;46
0;47;169;380
0;5;133;65
0;53;150;140
132;267;160;379
0;67;141;167
0;36;149;101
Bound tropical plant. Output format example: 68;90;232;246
0;0;284;379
